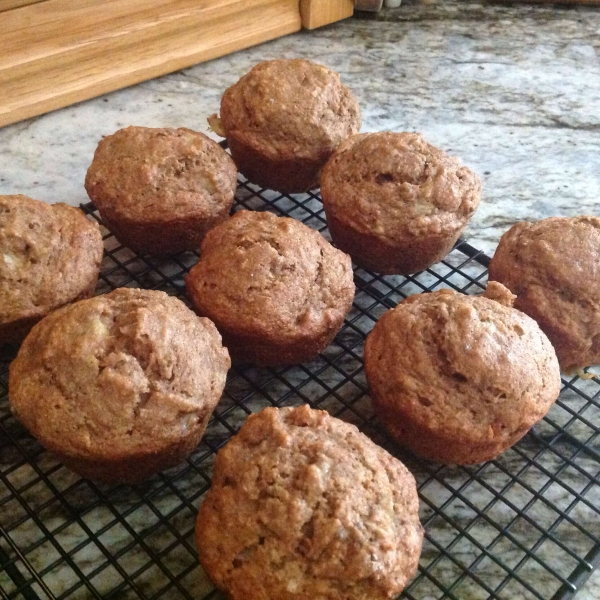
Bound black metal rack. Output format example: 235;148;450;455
1;178;599;600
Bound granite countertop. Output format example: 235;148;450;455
1;1;599;599
1;1;600;256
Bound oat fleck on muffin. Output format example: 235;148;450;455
0;194;103;346
9;288;230;484
196;405;423;600
85;126;237;254
209;58;361;193
320;132;481;274
364;284;561;464
186;210;355;366
489;216;600;373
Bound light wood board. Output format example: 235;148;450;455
0;0;307;127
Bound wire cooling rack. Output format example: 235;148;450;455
1;177;599;600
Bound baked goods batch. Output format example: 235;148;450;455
1;56;593;598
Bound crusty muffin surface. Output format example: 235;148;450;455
0;194;103;344
216;58;361;192
85;126;237;253
220;59;360;160
320;132;481;274
186;210;355;365
196;405;423;600
364;285;561;464
489;216;600;372
9;288;230;482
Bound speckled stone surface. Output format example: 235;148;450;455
1;1;599;599
1;1;600;256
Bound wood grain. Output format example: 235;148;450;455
0;0;46;13
300;0;353;29
0;0;301;127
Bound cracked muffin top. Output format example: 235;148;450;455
365;285;560;459
185;210;354;344
196;405;423;600
0;194;103;329
85;126;237;222
217;58;361;161
9;288;230;460
489;216;600;372
321;132;481;239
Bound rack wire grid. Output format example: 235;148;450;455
1;175;599;600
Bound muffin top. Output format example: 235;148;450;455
0;194;103;325
321;132;481;238
365;285;560;447
197;405;423;600
218;59;361;160
186;210;355;343
9;288;230;460
85;126;237;222
488;216;600;370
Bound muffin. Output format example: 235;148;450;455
364;283;561;464
85;126;237;254
320;132;481;274
0;194;103;346
9;288;230;483
489;216;600;372
186;210;355;366
209;58;361;193
196;405;423;600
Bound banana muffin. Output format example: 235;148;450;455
208;58;361;193
320;132;481;274
9;288;230;483
364;283;561;464
489;216;600;372
186;210;355;366
196;405;423;600
0;194;103;346
85;126;237;254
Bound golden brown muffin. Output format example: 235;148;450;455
0;194;103;346
196;405;423;600
186;210;354;366
85;126;237;254
489;216;600;373
320;132;481;274
209;59;361;193
364;284;561;464
9;288;230;484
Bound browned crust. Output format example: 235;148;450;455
56;424;208;484
85;126;237;254
0;276;98;346
185;210;355;367
9;288;230;483
326;210;461;275
196;405;423;600
227;136;322;194
219;59;361;194
0;195;103;345
364;287;561;465
321;132;481;275
489;216;600;372
99;208;230;255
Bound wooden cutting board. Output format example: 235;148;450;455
0;0;353;128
